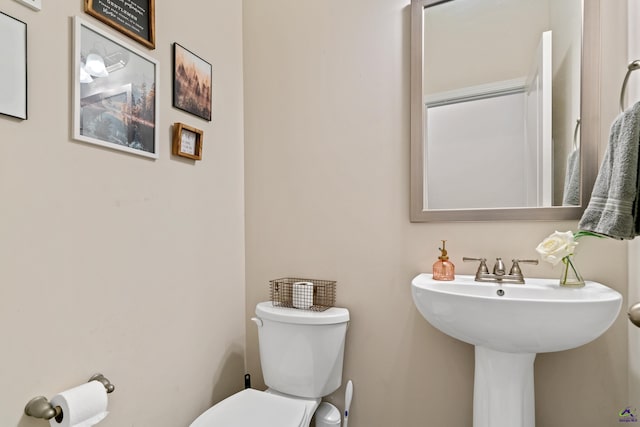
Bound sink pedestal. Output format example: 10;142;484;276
474;346;536;427
411;274;622;427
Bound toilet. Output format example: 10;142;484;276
190;301;350;427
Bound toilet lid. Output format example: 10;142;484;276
190;389;307;427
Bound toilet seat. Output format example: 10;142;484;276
189;389;312;427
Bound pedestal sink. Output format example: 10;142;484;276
411;273;622;427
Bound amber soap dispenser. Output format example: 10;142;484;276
432;240;455;281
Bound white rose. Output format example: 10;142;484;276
535;230;578;266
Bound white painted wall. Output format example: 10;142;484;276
423;0;550;94
244;1;629;426
0;2;629;427
0;2;246;426
426;93;526;209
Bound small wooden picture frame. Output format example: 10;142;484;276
172;122;203;160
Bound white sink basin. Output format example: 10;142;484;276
411;273;622;353
411;273;622;427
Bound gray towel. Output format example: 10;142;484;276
562;149;580;206
578;101;640;239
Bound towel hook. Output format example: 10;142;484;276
24;373;115;421
619;60;640;113
572;118;581;150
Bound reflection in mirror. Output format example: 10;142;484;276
410;0;600;222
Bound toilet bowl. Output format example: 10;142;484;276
189;389;319;427
189;302;350;427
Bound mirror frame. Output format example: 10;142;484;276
410;0;600;222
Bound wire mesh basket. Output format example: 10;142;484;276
269;277;336;311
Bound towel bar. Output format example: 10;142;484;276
573;118;581;149
24;373;115;421
619;60;640;112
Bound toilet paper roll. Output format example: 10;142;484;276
293;281;314;309
49;380;109;427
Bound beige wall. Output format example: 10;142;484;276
244;1;629;427
0;1;245;426
424;0;550;94
0;1;629;426
550;0;582;205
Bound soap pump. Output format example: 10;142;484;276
432;240;455;281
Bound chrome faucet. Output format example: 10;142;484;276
463;257;538;284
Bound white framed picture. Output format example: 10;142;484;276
73;16;159;159
0;12;27;120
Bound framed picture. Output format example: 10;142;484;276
73;16;159;159
0;12;27;120
173;43;212;121
84;0;155;49
172;122;203;160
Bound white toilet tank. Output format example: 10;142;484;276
254;302;350;398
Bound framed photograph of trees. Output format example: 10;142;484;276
173;43;212;121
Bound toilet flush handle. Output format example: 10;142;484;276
251;317;263;328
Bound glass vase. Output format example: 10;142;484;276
560;255;585;287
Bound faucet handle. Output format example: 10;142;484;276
509;259;539;276
463;257;489;274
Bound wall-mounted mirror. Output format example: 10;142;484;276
410;0;600;221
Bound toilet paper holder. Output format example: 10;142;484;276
24;373;115;421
